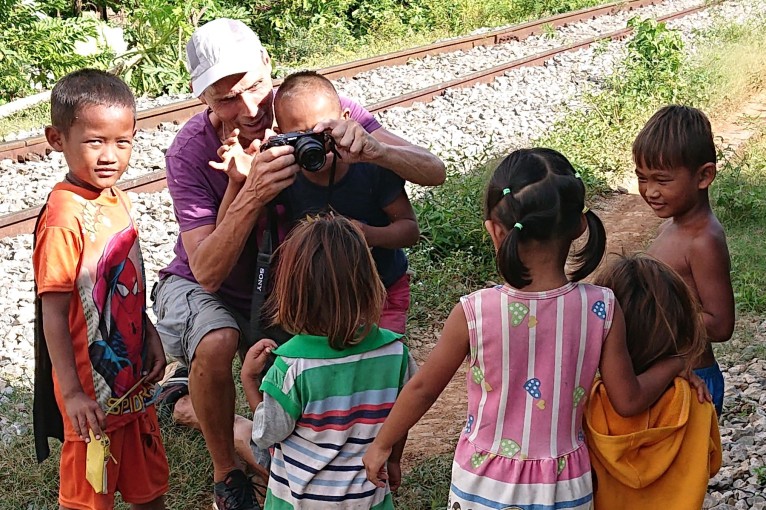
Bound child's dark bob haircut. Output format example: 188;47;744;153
595;253;706;375
485;148;606;289
632;105;716;172
50;68;136;135
268;213;385;349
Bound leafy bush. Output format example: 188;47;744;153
117;0;249;96
233;0;604;68
0;0;113;104
712;146;766;225
619;17;685;104
408;167;497;328
251;0;355;63
538;18;690;188
2;0;608;101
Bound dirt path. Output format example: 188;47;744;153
713;91;766;151
400;95;766;471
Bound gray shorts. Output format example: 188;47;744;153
152;275;253;366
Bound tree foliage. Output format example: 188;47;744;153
0;0;112;104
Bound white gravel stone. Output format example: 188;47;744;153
0;94;193;143
333;0;706;106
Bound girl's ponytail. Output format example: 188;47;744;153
497;221;530;288
568;209;606;282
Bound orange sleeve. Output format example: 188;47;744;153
34;225;83;295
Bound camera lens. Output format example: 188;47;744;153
294;136;326;172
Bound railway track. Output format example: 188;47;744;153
0;0;715;238
0;0;664;163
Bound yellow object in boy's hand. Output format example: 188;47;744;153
86;429;114;494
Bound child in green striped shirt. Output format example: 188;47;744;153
241;214;415;509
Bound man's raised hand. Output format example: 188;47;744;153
313;119;384;164
209;128;258;184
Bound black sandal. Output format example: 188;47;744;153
154;366;189;426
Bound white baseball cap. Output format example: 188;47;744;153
186;18;268;97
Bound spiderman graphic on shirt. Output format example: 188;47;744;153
89;225;145;399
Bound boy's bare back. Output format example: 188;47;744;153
648;210;734;368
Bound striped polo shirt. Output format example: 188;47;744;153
260;326;413;509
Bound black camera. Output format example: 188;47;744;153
261;130;330;172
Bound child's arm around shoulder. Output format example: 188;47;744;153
356;190;419;249
689;228;735;342
599;300;686;417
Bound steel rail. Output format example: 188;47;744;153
0;1;714;238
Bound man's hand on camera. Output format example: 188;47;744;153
209;128;257;184
313;119;384;164
246;128;301;204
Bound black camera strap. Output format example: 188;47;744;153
326;144;341;208
248;203;280;348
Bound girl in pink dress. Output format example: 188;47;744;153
363;148;689;510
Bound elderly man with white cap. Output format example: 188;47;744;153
151;18;444;510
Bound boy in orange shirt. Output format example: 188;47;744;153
33;69;169;510
633;105;735;416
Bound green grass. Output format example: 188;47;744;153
700;116;766;383
0;102;50;141
710;130;766;317
407;164;497;331
713;137;766;316
0;419;213;510
0;385;223;510
394;454;454;510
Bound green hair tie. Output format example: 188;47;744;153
514;222;523;231
502;187;511;196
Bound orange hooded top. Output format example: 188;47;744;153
584;377;721;510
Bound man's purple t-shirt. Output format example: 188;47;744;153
159;97;381;316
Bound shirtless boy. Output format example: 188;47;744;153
633;105;735;415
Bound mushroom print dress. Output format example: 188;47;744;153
448;282;614;510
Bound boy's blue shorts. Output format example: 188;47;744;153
694;362;724;416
